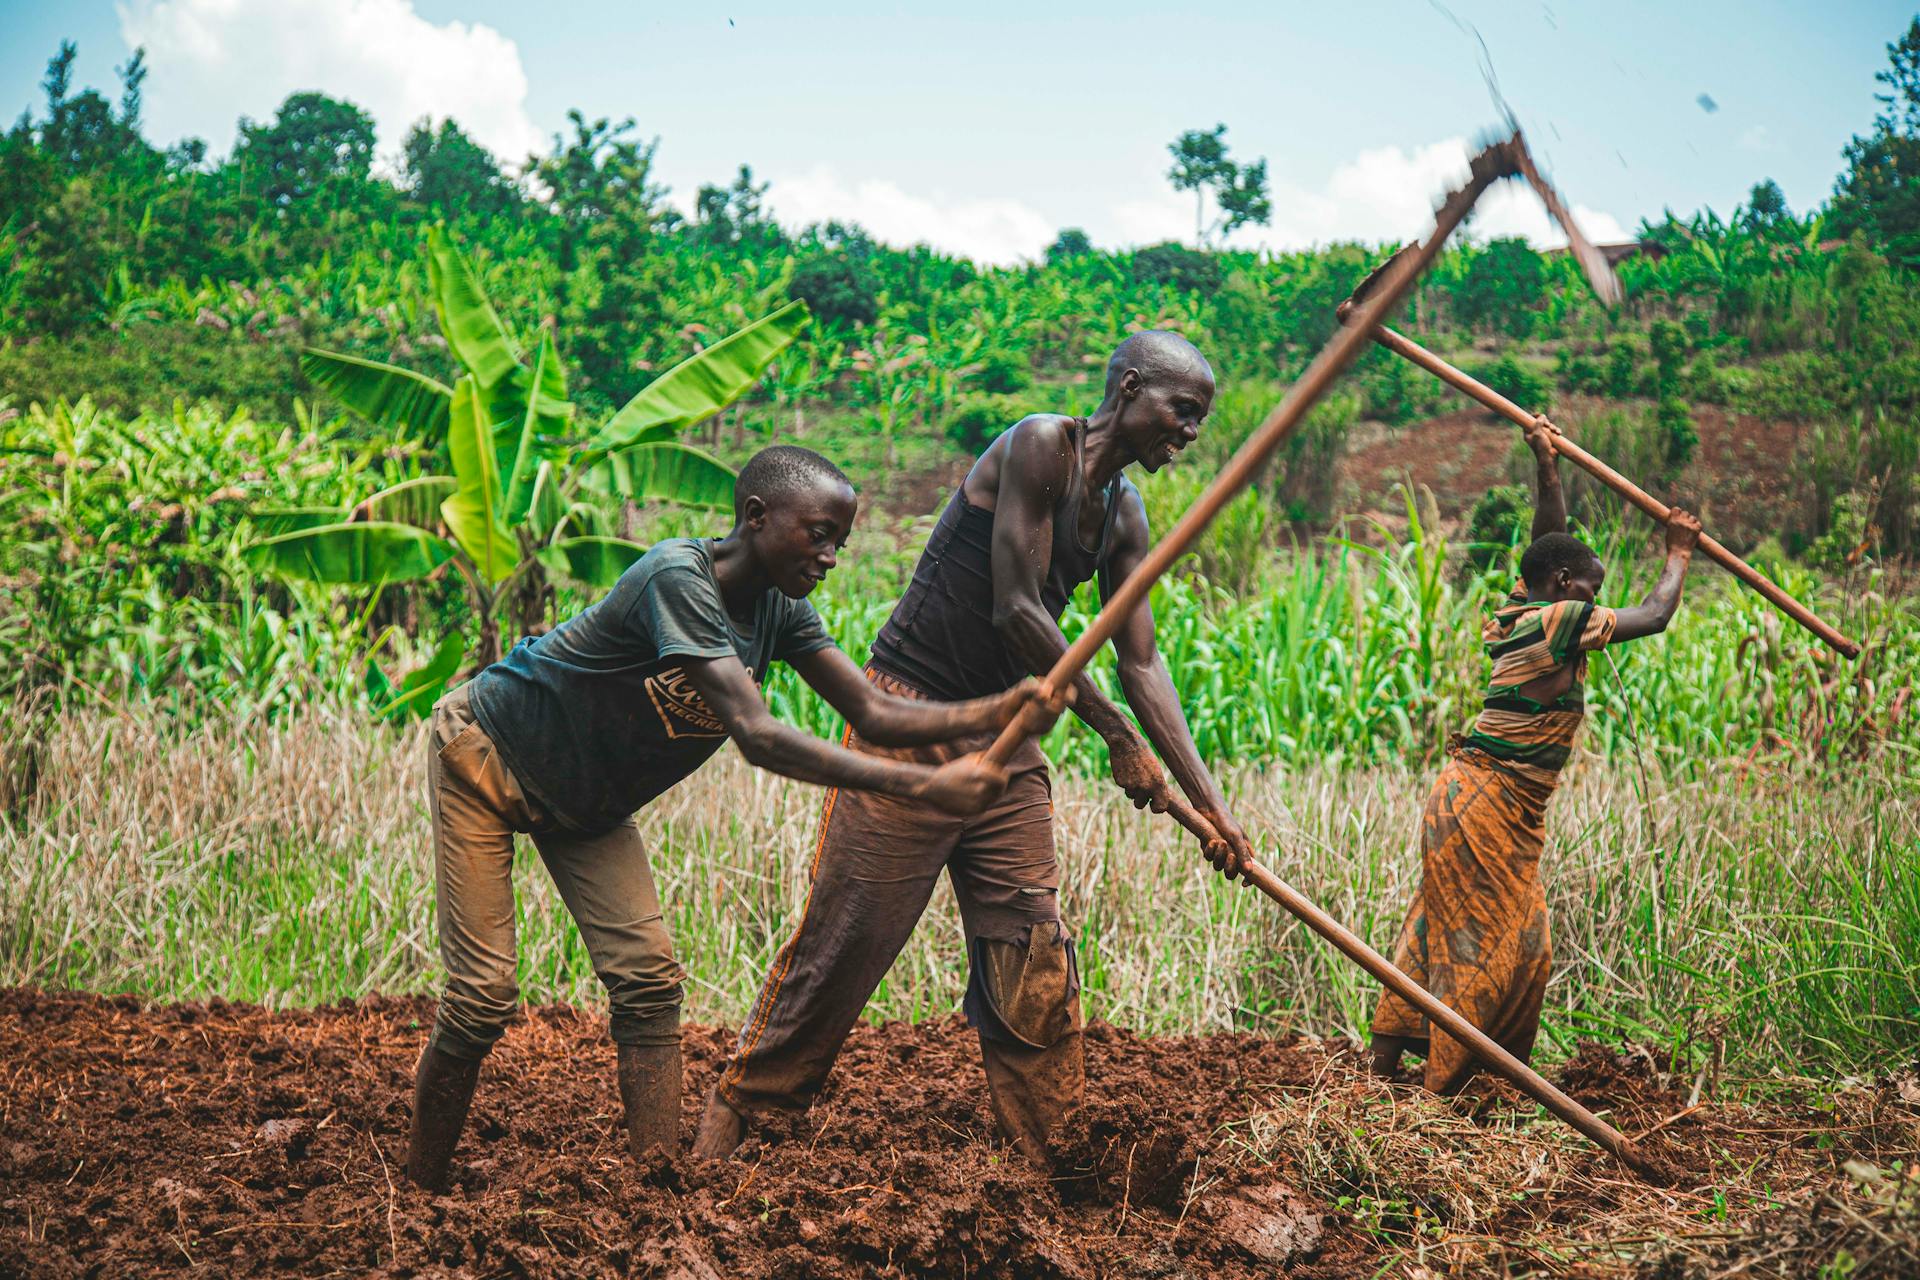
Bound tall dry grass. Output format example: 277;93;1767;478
3;700;1915;1077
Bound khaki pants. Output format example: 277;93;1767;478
714;670;1084;1158
426;685;684;1060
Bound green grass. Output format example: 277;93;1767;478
5;700;1914;1079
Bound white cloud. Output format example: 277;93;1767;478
754;135;1629;268
1112;136;1629;251
1737;125;1773;153
116;0;543;166
764;167;1057;266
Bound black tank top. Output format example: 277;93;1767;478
868;420;1125;701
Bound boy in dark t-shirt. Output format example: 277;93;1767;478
406;446;1064;1190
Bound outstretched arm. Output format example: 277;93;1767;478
987;419;1165;809
786;645;1068;747
1526;417;1568;541
679;653;1007;815
1611;508;1703;642
1102;488;1253;879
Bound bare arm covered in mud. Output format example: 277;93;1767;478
678;653;1009;816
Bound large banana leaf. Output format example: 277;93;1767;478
537;535;649;588
242;520;456;585
355;475;457;527
596;440;737;510
526;460;567;541
501;330;570;527
300;348;452;437
251;506;346;538
426;225;521;390
441;377;519;583
370;630;467;722
592;300;809;449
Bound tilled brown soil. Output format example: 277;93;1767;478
1;990;1914;1278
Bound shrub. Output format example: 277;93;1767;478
943;392;1028;455
1604;340;1638;397
1658;395;1699;466
789;251;879;329
1467;354;1550;411
1466;483;1530;570
1131;242;1222;295
1806;490;1876;569
1687;350;1728;404
971;348;1033;395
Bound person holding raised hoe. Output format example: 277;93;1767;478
1369;418;1703;1093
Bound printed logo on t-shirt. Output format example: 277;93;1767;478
643;665;727;739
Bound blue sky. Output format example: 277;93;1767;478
1;1;1909;262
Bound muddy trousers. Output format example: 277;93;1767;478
715;670;1084;1159
426;686;685;1061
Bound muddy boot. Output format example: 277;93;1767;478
692;1088;747;1161
405;1045;482;1191
616;1042;682;1161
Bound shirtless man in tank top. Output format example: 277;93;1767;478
695;331;1257;1163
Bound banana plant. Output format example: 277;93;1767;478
246;226;810;701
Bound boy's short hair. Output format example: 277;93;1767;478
1520;531;1602;590
734;445;852;520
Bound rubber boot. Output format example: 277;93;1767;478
405;1045;482;1191
692;1087;747;1161
616;1042;682;1161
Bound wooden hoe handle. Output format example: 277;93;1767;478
979;134;1526;769
1162;794;1657;1177
1341;316;1860;660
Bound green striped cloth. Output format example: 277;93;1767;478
1461;585;1617;786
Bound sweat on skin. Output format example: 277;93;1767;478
402;444;1065;1191
697;332;1260;1165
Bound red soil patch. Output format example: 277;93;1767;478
2;991;1914;1278
1336;397;1813;550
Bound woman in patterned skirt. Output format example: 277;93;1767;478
1370;418;1703;1093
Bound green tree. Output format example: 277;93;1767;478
692;164;783;252
232;92;376;206
1831;18;1920;262
535;111;673;401
1166;123;1271;247
1454;237;1545;337
1045;228;1092;265
790;222;880;329
402;118;515;218
1742;178;1790;236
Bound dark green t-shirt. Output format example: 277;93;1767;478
469;538;835;834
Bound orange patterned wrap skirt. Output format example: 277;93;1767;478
1370;743;1557;1094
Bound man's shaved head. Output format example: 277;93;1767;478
734;445;852;521
1102;330;1213;402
